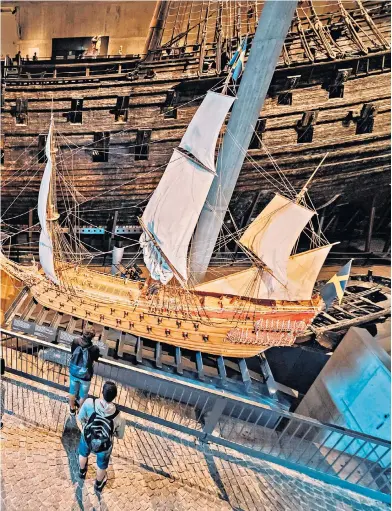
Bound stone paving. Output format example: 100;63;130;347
0;374;389;511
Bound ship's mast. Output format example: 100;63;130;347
189;0;298;283
296;153;329;204
36;114;61;285
143;1;171;60
47;117;60;223
46;116;60;274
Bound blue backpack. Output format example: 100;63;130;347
69;345;93;380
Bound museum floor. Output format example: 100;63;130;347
0;373;387;511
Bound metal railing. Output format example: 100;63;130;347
1;56;140;81
1;328;390;503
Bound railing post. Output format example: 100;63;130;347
202;396;226;439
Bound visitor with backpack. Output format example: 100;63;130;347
69;326;100;415
77;381;125;492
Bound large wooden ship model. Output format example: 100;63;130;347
1;69;348;357
0;1;389;358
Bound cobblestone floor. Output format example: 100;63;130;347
0;375;389;511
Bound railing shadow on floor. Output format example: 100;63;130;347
1;328;390;505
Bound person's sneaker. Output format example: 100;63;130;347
94;476;108;493
79;464;88;479
69;407;76;416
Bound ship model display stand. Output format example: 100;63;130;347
2;271;390;409
3;284;293;408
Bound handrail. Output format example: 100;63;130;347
1;327;390;448
2;48;389;81
2;56;141;68
2;326;390;502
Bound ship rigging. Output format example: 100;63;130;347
1;74;348;358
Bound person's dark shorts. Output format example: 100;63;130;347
78;434;112;470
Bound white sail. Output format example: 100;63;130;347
195;244;333;301
196;267;266;297
179;91;235;171
239;194;314;286
141;149;215;282
139;231;173;284
285;244;333;300
38;122;59;285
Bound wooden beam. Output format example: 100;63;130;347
214;1;223;74
155;341;163;368
175;346;183;374
258;353;279;400
135;337;143;363
337;0;368;54
345;210;360;230
365;195;376;253
375;203;391;231
308;0;339;58
383;232;391;253
295;9;315;62
198;1;211;75
311;308;390;335
317;194;341;235
317;194;341;210
195;351;205;380
324;214;336;233
216;356;228;387
238;358;252;392
356;0;390;49
108;210;119;251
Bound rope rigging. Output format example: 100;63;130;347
2;53;334;312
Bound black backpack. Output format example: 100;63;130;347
83;399;119;453
69;344;93;380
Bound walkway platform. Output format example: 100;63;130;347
0;374;387;511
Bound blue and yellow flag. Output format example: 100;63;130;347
229;37;248;82
228;39;242;67
321;260;353;310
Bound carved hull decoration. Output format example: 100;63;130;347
225;318;310;347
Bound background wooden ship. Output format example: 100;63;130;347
1;0;390;263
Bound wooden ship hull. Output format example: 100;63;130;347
1;257;321;358
1;1;390;239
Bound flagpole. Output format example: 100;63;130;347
222;36;246;94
